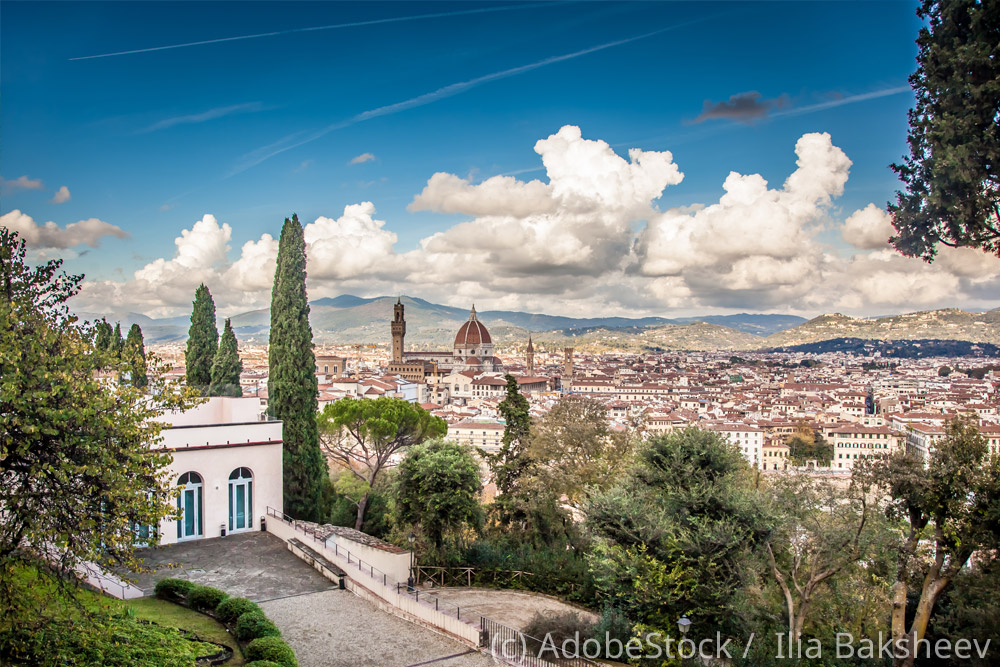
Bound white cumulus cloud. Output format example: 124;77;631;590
304;203;399;280
843;203;894;249
1;209;127;248
51;186;72;204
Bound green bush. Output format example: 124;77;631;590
523;610;596;657
188;585;229;612
216;596;261;624
0;613;200;666
246;636;297;667
154;577;195;600
235;611;282;641
245;661;284;667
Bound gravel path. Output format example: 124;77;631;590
260;589;494;667
423;588;599;631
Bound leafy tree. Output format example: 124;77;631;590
124;323;148;388
269;215;325;521
317;396;446;530
94;318;113;352
527;395;634;507
485;375;533;527
786;422;833;465
889;0;1000;259
185;283;218;390
585;428;770;642
0;229;193;619
937;364;952;377
209;318;242;397
859;416;1000;667
764;473;887;643
396;439;482;549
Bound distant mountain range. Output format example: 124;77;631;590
76;296;1000;354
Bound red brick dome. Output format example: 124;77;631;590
454;305;492;346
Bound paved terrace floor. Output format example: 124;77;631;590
132;532;491;667
131;532;333;600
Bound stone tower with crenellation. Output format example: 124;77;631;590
391;297;405;363
526;336;535;376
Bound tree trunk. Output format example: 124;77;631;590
893;577;950;667
354;492;369;531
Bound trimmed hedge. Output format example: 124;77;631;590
154;578;195;601
215;596;261;624
235;611;282;642
246;636;297;667
188;585;229;612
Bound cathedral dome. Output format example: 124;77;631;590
454;305;492;346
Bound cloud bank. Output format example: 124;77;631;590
66;125;1000;319
1;209;127;249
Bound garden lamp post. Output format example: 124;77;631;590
677;616;692;664
407;532;416;592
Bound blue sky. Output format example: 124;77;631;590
4;1;995;319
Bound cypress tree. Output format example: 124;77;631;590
268;215;324;520
94;319;113;352
110;322;125;361
125;323;148;389
210;318;243;397
185;283;218;391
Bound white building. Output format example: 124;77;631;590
827;424;903;469
152;397;283;545
707;423;764;469
449;420;505;454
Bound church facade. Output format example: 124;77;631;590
386;300;503;380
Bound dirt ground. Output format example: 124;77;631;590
424;587;599;632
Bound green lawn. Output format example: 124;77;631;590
2;566;243;666
127;596;244;666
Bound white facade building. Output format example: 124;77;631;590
708;423;764;469
152;397;283;545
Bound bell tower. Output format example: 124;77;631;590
526;336;535;376
391;297;406;363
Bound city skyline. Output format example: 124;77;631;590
3;1;999;319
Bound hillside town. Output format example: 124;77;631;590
150;301;1000;475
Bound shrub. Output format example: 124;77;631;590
187;585;228;612
523;610;596;658
246;636;297;667
591;607;633;659
154;578;195;601
216;597;261;624
235;611;282;641
245;661;284;667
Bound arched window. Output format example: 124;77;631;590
228;467;253;532
177;472;203;539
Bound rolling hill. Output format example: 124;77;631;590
77;296;1000;354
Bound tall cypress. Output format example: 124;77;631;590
185;283;218;391
124;323;148;389
210;318;243;397
111;322;124;359
268;215;324;520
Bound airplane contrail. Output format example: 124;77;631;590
228;20;706;177
771;85;912;118
70;3;547;61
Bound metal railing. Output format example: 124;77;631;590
265;506;475;624
414;564;536;589
481;616;599;667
